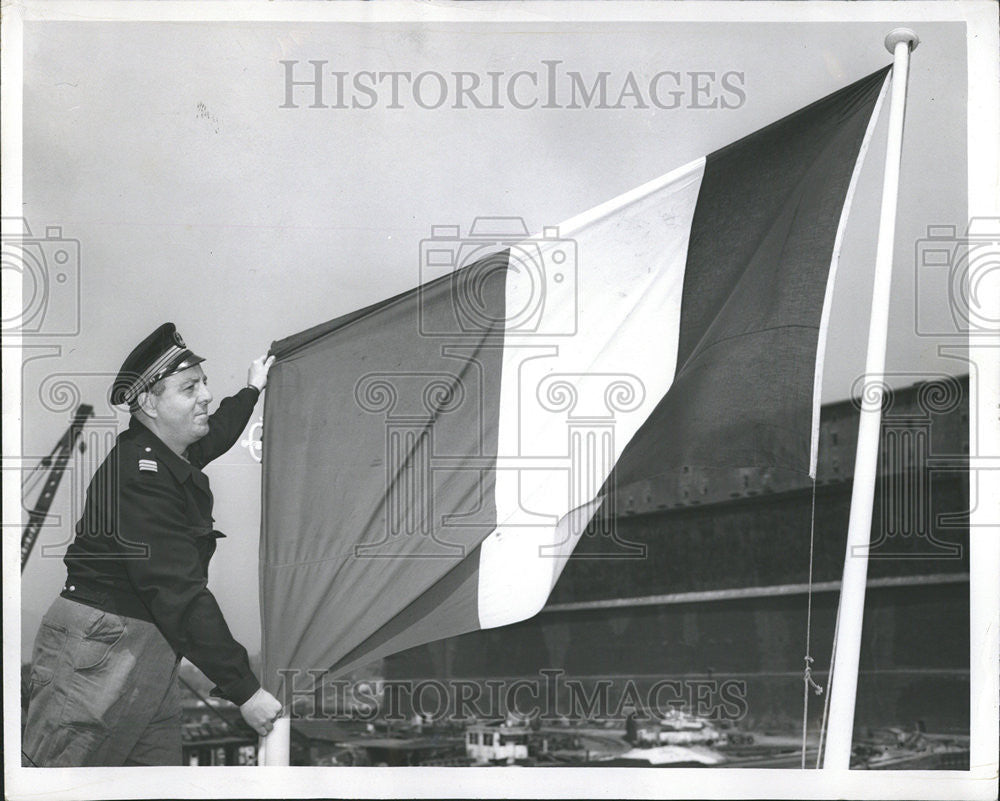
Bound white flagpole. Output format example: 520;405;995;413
258;715;291;766
822;28;919;771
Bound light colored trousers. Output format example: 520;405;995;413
22;596;182;767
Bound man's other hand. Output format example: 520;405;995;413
247;354;276;392
240;687;283;737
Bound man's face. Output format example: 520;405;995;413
148;364;213;447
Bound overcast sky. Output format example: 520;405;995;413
17;12;970;658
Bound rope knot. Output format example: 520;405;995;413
803;655;824;696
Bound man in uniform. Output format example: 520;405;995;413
23;323;283;766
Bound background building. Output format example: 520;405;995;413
384;377;970;734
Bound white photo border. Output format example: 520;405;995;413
2;2;997;799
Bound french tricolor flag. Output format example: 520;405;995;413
260;67;888;699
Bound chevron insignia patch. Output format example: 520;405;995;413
138;459;158;473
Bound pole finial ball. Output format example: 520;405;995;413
884;28;920;54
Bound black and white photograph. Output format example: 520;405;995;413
2;1;998;799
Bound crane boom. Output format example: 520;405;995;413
21;404;94;571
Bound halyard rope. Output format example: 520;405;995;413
801;478;825;768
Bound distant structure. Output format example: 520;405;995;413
466;721;530;765
384;376;970;733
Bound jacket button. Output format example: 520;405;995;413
68;585;75;591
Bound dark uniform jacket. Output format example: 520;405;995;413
63;386;261;705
